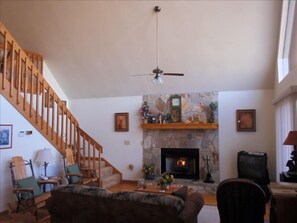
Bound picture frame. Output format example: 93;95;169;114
0;124;13;149
236;109;256;132
115;113;129;132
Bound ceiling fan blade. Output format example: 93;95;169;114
130;74;154;76
163;73;184;76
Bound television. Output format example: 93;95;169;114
237;151;270;185
237;151;271;201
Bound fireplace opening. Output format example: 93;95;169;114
161;148;199;180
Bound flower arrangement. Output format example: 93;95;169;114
142;163;158;176
139;101;151;123
158;172;174;186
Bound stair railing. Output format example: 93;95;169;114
0;22;104;186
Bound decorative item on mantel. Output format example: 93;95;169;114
142;163;158;180
158;172;174;190
208;102;217;123
139;101;151;123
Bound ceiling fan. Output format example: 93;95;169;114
134;6;184;84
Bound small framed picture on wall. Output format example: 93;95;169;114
115;113;129;132
0;124;13;149
236;109;256;132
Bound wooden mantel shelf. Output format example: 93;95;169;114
141;123;218;130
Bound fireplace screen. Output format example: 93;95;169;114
161;148;199;180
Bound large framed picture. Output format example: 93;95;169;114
236;109;256;132
115;113;129;132
0;124;13;149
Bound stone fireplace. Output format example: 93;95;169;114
141;92;219;183
143;129;219;182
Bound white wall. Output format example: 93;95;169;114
219;90;276;181
70;96;143;180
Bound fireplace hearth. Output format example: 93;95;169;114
161;148;199;180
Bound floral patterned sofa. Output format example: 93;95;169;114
46;184;204;223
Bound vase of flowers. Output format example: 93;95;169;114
142;163;158;180
158;172;174;190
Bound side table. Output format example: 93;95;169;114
269;182;297;223
38;176;62;192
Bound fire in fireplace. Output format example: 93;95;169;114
161;148;199;180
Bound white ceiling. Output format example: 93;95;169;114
0;1;282;99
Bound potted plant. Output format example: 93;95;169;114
158;172;174;190
208;102;217;123
142;163;158;180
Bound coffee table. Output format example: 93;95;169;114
135;183;185;195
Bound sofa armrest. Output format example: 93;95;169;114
179;192;204;223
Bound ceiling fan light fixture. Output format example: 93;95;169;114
152;76;164;84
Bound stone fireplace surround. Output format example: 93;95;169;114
141;92;219;191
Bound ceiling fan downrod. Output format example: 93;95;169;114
154;6;161;69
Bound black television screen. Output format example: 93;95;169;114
237;151;270;185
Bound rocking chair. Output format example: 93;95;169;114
9;156;51;220
63;148;99;186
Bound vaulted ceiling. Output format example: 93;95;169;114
0;1;282;99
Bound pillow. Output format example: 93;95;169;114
16;176;43;199
172;185;188;201
67;164;81;184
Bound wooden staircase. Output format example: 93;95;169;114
0;22;121;188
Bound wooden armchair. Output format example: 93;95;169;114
9;156;51;221
63;148;99;186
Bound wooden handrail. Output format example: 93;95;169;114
0;22;104;186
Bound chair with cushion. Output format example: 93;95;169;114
9;156;51;220
216;178;266;223
63;148;98;186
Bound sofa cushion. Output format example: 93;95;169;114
112;191;185;213
52;184;112;197
172;185;188;201
16;176;43;199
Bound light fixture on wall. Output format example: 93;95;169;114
283;131;297;174
35;148;54;177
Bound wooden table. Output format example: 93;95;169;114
38;176;62;192
135;183;188;195
269;182;297;223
